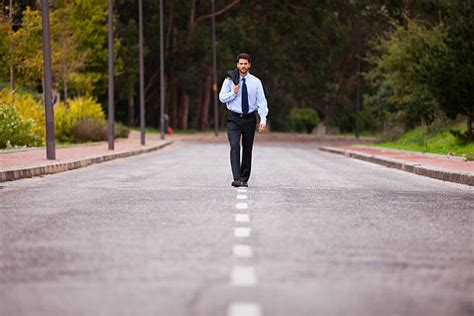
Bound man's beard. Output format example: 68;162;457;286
239;68;248;75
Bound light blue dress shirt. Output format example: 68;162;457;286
219;73;269;124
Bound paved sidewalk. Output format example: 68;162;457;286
0;131;172;182
320;145;474;186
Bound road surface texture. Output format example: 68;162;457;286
1;141;473;316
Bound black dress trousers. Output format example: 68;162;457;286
227;111;257;182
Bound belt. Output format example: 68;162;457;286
230;111;256;118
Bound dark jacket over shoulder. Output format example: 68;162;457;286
225;68;270;99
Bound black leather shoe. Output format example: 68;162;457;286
231;180;241;187
241;182;248;187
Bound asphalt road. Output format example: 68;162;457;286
1;141;473;316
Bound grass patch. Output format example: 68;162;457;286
374;121;474;160
130;126;163;134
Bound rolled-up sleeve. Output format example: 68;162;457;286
219;79;237;103
256;81;268;124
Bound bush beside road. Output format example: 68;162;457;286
0;89;130;149
374;121;474;161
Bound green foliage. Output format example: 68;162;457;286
0;103;43;148
71;118;107;142
449;130;472;145
365;3;474;138
58;0;109;96
54;103;71;142
0;23;10;78
69;119;130;142
365;20;444;129
3;2;108;96
12;7;43;88
377;121;474;159
115;122;130;139
54;97;106;142
0;88;45;137
289;107;320;134
67;97;106;122
55;98;129;142
1;0;471;134
417;1;474;138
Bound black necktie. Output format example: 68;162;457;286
241;78;249;114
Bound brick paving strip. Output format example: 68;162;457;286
320;145;474;186
0;131;172;182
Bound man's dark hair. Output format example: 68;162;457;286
236;53;251;63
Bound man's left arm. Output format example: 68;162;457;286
256;80;268;132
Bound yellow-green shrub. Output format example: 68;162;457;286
0;89;45;138
68;97;105;123
55;97;107;142
54;102;72;142
0;91;123;144
0;103;43;148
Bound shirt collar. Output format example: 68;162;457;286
240;73;251;82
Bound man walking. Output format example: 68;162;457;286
219;53;268;187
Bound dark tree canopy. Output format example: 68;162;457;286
0;0;472;138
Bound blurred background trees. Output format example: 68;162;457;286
0;0;472;143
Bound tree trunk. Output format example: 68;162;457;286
198;70;212;130
182;93;190;130
178;90;190;130
170;84;178;128
128;84;135;126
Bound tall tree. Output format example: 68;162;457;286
420;1;474;139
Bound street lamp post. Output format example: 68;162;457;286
138;0;145;145
108;0;115;150
159;0;165;139
9;0;14;92
355;24;361;140
40;0;55;160
211;0;219;136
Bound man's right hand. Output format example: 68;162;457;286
233;84;239;94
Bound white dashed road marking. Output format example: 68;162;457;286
227;302;262;316
234;227;251;238
235;213;250;222
231;266;257;286
233;245;253;258
230;184;261;314
236;202;248;209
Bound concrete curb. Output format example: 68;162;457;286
319;146;474;186
0;141;173;182
350;145;468;161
